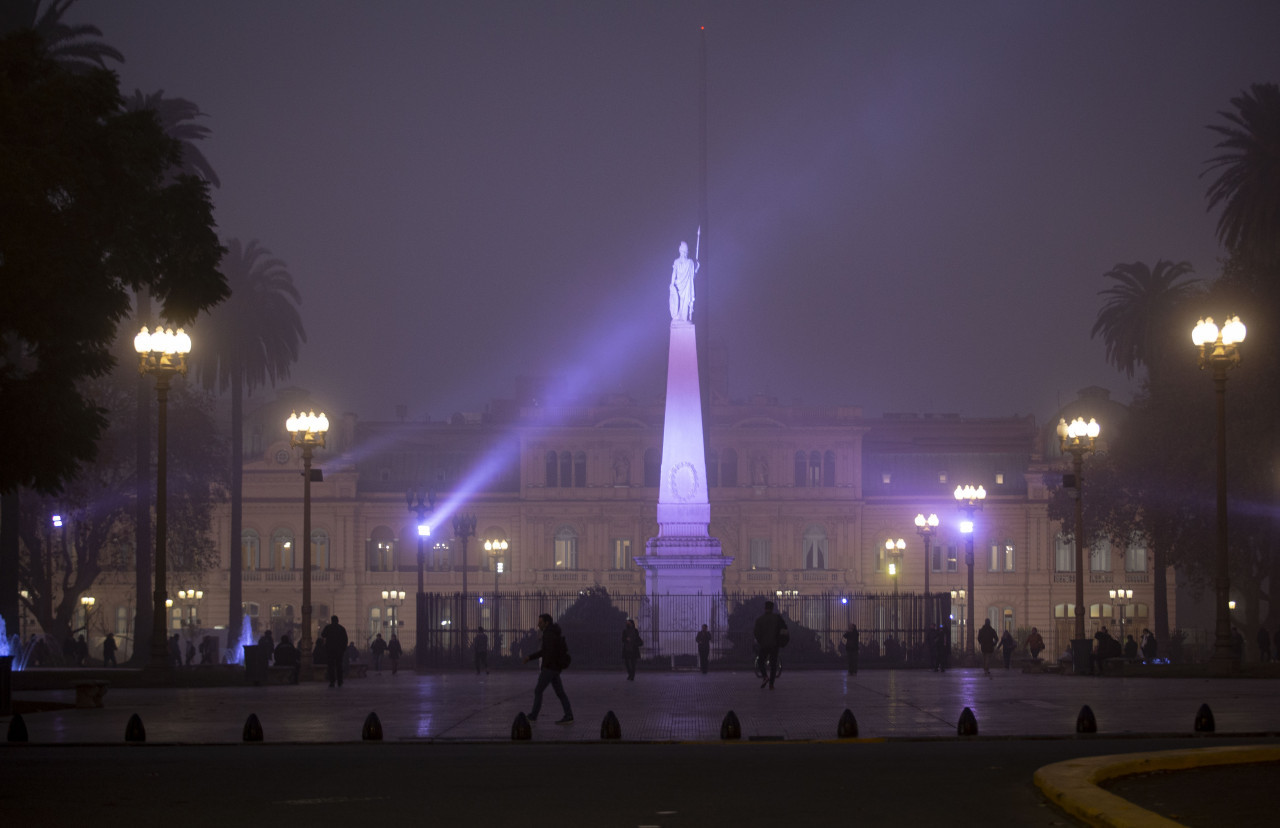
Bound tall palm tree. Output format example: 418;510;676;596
192;240;305;647
0;0;123;71
1090;260;1202;381
1204;83;1280;270
124;89;219;662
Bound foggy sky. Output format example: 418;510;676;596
80;1;1280;424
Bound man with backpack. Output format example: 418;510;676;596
522;613;574;725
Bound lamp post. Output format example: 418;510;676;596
134;325;191;669
177;588;203;646
884;538;904;596
80;595;96;642
407;489;434;667
382;589;405;635
1057;415;1100;673
950;588;966;654
1109;588;1133;646
954;484;985;659
914;513;939;626
453;513;477;667
1193;314;1246;674
287;410;328;681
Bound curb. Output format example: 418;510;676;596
1033;745;1280;827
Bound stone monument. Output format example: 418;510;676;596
635;233;732;655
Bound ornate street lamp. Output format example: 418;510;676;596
177;588;203;635
914;513;939;625
134;325;191;669
1193;314;1246;674
884;538;905;595
1109;588;1133;646
1057;415;1099;673
286;410;328;681
452;513;477;668
954;484;986;659
382;589;405;634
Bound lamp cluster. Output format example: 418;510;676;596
953;484;986;505
134;326;191;375
1056;416;1100;450
286;410;330;444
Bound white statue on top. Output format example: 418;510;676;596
669;228;700;322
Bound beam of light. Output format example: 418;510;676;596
330;267;667;533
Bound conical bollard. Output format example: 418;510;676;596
1194;703;1215;733
836;709;858;739
600;710;622;740
720;710;741;740
511;712;532;741
1076;705;1097;734
957;706;978;736
242;713;264;742
124;713;146;743
362;712;383;741
7;713;28;743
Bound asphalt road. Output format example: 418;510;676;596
3;737;1277;827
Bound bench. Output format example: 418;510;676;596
72;680;109;708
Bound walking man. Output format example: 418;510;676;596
522;613;573;725
753;601;788;689
977;619;999;677
370;632;387;672
321;615;349;688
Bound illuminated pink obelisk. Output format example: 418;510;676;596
635;239;732;654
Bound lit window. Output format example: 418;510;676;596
881;472;891;484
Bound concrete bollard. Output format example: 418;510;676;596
1076;705;1097;733
720;710;741;740
600;710;622;740
242;713;264;742
957;707;978;736
837;709;858;739
362;712;383;741
124;713;146;743
511;712;532;741
7;712;28;743
1194;703;1215;733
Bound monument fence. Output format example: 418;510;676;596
413;590;952;670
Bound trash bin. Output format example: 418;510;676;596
243;644;268;685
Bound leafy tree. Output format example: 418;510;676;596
192;239;305;645
552;586;629;668
17;354;226;654
1090;260;1202;382
1205;83;1280;273
0;0;122;72
0;31;226;495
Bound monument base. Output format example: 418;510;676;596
635;537;733;656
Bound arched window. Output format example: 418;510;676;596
794;451;806;486
545;451;557;487
643;449;661;487
554;525;578;570
809;451;821;486
803;525;827;570
721;448;738;487
311;528;330;570
368;606;383;639
559;451;572;487
272;528;294;570
707;450;719;488
573;451;587;487
368;526;396;572
823;451;836;487
241;528;260;571
1124;536;1148;572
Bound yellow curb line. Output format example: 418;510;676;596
1033;745;1280;828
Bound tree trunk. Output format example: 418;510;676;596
131;294;153;665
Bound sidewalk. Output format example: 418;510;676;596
7;664;1280;743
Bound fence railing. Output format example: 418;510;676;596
413;590;953;670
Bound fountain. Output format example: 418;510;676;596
224;614;255;665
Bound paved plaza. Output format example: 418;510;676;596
7;664;1280;744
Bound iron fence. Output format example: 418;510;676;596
414;590;952;670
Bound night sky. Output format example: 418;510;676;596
80;1;1280;424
